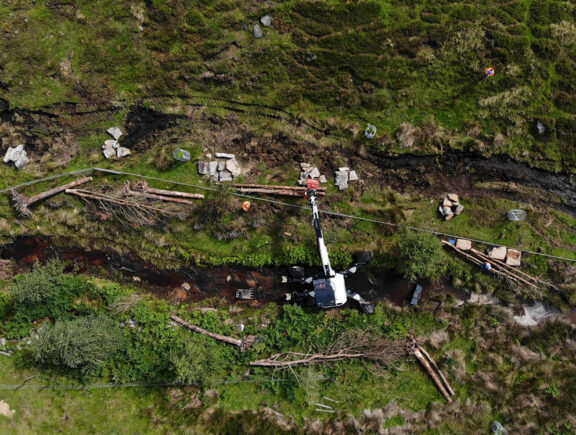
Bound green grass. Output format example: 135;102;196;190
0;359;167;434
0;0;575;167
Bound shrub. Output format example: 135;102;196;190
449;5;479;21
531;39;560;60
170;335;231;388
395;229;444;280
30;315;125;377
9;260;96;322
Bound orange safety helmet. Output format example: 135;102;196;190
242;201;251;212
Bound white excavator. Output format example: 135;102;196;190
285;180;375;314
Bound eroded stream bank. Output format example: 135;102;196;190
366;150;576;214
1;236;463;308
3;236;574;326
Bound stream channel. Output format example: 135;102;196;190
2;236;573;326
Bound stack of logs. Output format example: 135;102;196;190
231;183;325;197
406;335;455;403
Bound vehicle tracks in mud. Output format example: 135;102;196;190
364;150;576;215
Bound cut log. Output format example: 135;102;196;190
418;344;455;397
134;181;204;199
232;183;326;191
170;315;255;351
232;183;325;197
406;335;454;403
12;176;93;216
123;182;196;205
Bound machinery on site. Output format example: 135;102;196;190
285;180;375;314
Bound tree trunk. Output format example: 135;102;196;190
135;181;204;199
417;345;455;397
250;352;364;367
12;176;92;216
170;315;255;351
412;348;453;403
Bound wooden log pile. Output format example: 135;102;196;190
231;183;326;197
406;335;455;403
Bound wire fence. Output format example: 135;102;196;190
0;377;332;391
1;167;575;263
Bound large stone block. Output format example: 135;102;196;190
225;159;241;177
455;239;472;251
107;127;123;140
198;161;208;175
488;246;507;260
208;161;218;175
506;249;522;266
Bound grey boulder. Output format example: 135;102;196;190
260;15;272;27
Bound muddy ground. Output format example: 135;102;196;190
0;235;461;309
2;97;575;215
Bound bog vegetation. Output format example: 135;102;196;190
0;262;574;433
0;0;575;432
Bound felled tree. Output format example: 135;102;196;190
250;329;405;371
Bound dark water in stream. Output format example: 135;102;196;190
0;236;466;308
3;236;575;325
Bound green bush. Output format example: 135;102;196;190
395;229;444;281
531;39;560;60
30;315;125;377
170;335;231;388
9;260;97;322
449;5;479;21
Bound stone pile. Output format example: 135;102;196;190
438;193;464;220
198;153;241;182
102;126;131;159
3;144;29;169
253;15;272;39
298;163;327;185
334;167;359;191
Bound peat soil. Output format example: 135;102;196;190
0;236;462;308
2;236;575;325
364;150;576;214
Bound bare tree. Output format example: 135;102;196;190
66;187;184;226
250;329;405;368
12;176;93;216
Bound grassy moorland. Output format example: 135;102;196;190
0;1;575;433
0;264;574;433
0;0;575;166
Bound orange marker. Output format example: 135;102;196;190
242;201;251;212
